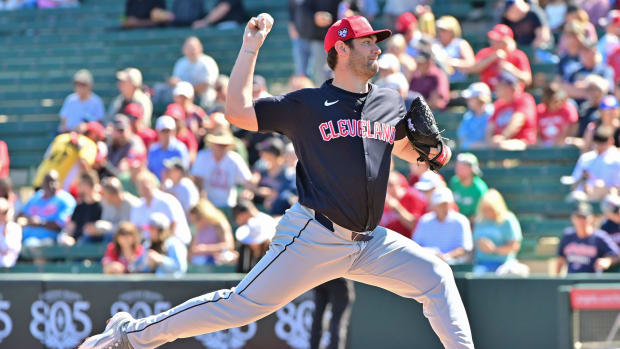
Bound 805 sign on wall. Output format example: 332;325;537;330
29;290;92;349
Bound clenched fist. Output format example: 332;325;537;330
243;13;274;51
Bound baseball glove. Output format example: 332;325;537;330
404;97;451;172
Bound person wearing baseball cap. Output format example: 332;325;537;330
108;114;147;173
469;23;532;91
394;11;421;57
136;212;188;275
171;80;208;149
109;67;153;129
59;69;105;133
147;115;190;180
458;82;493;149
557;201;620;274
449;153;488;220
582;95;620;150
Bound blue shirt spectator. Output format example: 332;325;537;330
558;228;619;273
457;82;494;149
19;171;76;246
148;116;189;180
59;69;105;132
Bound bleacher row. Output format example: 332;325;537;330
0;0;577;273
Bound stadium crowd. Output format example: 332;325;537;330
0;0;620;277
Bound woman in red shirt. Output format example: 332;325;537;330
537;83;578;146
102;222;145;274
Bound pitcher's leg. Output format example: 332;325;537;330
345;227;474;349
125;212;355;349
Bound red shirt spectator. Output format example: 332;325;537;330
410;49;450;109
489;72;537;145
472;24;532;91
536;84;578;145
382;172;428;238
0;140;8;179
123;102;158;149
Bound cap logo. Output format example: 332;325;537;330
338;28;348;38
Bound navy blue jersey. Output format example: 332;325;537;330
254;80;406;232
557;228;620;273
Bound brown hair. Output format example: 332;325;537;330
113;221;141;255
327;39;355;70
541;83;567;107
79;170;99;188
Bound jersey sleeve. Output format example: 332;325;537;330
254;93;300;136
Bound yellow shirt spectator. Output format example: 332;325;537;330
33;133;97;189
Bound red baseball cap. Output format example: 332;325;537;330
488;24;513;41
324;15;392;53
123;102;144;119
165;103;186;120
395;12;417;34
85;121;105;141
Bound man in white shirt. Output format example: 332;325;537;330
413;187;473;264
59;69;105;132
569;125;620;200
96;177;142;238
131;171;192;245
190;130;252;210
170;36;220;108
162;157;199;215
0;198;21;268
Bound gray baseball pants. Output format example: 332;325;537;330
124;203;474;348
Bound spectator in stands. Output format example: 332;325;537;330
450;153;488;221
165;103;198;163
380;170;427;239
414;169;447;204
123;102;158;150
565;40;614;105
252;75;272;100
568;125;620;200
118;154;151;197
0;139;8;179
394;12;422;58
131;171;192;245
95;176;141;239
0;197;21;268
409;48;450;110
582;95;620;150
556;21;588;84
133;212;188;275
468;24;532;90
601;192;620;246
190;130;252;213
565;6;598;42
288;75;315;92
18;170;76;247
162;157;199;215
376;54;410;100
192;0;246;29
107;115;147;176
108;68;153;129
288;0;339;85
59;69;104;133
247;137;291;211
147;115;189;180
102;222;145;274
556;201;619;274
537;83;579;146
172;81;208;147
167;37;219;109
144;0;205;27
233;200;276;273
545;0;568;33
83;121;109;183
269;142;298;216
209;75;229;113
472;189;522;273
123;0;166;28
501;0;552;48
413;187;472;264
385;33;417;80
382;0;416;31
60;171;102;245
457;82;494;149
487;71;538;148
435;16;475;82
33;129;97;191
188;199;235;265
598;11;620;64
340;0;379;20
574;74;610;137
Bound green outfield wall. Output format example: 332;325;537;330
0;273;618;349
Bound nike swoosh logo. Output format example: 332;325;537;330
324;100;339;106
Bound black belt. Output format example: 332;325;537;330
314;211;373;242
